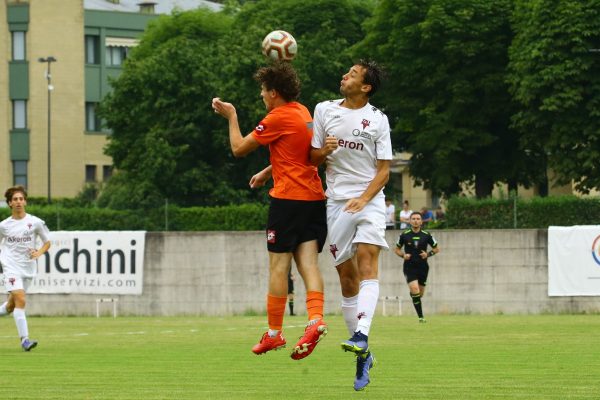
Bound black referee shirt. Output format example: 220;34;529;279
396;229;438;265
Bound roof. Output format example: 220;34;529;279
84;0;223;14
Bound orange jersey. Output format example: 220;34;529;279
252;102;325;201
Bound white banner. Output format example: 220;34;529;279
2;231;145;295
548;226;600;296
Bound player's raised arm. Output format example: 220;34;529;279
212;97;260;157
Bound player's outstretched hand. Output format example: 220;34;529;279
250;172;267;188
212;97;237;120
249;166;272;189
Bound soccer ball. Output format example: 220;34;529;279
261;30;297;61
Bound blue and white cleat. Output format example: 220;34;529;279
21;338;38;351
341;331;369;354
354;351;375;391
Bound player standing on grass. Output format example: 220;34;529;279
394;211;440;322
212;61;328;360
310;60;392;391
0;186;51;351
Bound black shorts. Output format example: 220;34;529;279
266;197;327;253
403;262;429;286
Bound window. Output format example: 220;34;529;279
12;31;25;61
85;102;101;132
103;165;113;181
85;165;97;183
85;35;100;64
13;161;27;186
12;100;27;129
106;46;129;66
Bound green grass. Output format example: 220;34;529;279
1;315;598;399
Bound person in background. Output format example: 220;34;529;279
399;200;412;230
420;206;434;227
385;199;396;230
394;211;440;323
288;269;295;316
435;206;445;221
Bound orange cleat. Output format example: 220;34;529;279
290;319;328;360
252;331;286;355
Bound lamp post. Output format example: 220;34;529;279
38;56;56;204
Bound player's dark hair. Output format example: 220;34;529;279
357;59;384;97
410;211;422;218
254;61;300;102
5;185;27;204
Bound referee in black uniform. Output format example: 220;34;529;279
394;211;440;322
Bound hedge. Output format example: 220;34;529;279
2;196;599;230
445;196;600;229
0;203;269;231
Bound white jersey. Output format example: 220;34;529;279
0;213;50;278
312;99;393;200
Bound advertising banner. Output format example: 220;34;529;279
2;231;146;295
548;226;600;296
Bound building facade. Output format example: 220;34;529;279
1;0;220;199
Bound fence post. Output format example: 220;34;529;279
513;195;517;229
165;198;169;231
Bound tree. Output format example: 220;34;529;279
508;0;600;194
99;9;248;208
355;0;537;198
99;0;374;208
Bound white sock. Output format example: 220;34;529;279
355;279;379;337
13;308;29;340
341;295;358;336
0;302;8;316
268;329;279;337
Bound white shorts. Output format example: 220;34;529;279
3;275;32;293
326;197;389;266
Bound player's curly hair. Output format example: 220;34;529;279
5;185;27;203
254;61;301;102
357;59;385;98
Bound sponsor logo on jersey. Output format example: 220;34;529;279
255;124;266;132
267;230;276;244
329;244;339;258
6;236;32;244
338;138;364;151
351;129;372;140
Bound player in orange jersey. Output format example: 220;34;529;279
212;61;328;360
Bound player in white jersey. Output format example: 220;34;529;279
0;186;51;351
310;60;392;391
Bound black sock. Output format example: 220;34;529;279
289;300;294;315
411;293;424;318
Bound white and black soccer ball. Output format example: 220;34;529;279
261;30;298;61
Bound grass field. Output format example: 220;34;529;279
0;314;599;399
